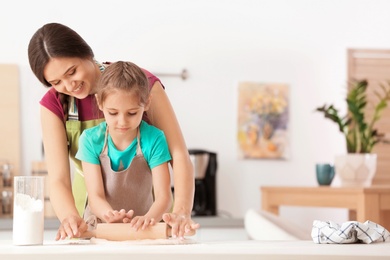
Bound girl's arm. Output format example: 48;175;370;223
147;82;200;237
82;161;120;222
40;106;87;240
130;162;172;230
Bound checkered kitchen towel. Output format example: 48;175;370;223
312;220;390;244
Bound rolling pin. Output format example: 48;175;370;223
82;222;195;241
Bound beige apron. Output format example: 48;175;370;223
83;126;153;220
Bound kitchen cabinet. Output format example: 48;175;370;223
0;64;20;219
348;49;390;185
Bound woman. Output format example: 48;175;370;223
28;23;199;240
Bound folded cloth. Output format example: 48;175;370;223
312;220;390;244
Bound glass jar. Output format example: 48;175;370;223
1;163;12;187
1;190;12;214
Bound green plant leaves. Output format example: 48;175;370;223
316;79;390;153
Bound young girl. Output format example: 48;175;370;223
76;61;172;230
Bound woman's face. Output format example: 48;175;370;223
43;57;99;99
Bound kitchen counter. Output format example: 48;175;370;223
0;216;244;230
0;239;389;260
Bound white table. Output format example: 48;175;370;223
0;239;389;260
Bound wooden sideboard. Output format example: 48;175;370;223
261;186;390;230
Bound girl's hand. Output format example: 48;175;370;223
103;209;129;223
162;213;200;238
130;216;156;231
122;209;134;223
56;215;88;240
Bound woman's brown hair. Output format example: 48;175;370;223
28;23;94;87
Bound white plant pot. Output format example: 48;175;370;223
334;153;377;187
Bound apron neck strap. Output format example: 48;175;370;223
102;125;143;155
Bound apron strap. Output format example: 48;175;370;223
101;123;109;155
68;96;79;121
136;127;143;156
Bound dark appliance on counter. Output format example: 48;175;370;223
189;149;217;216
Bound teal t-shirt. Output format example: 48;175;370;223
76;120;171;171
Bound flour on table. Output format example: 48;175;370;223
90;237;198;245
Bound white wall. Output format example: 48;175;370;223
2;0;390;232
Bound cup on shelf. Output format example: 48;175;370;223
13;176;45;246
316;163;335;186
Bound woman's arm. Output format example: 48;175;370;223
130;163;172;230
147;82;200;237
40;106;87;240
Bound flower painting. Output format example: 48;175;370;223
237;82;289;159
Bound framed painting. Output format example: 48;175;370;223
237;82;289;159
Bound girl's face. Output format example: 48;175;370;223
99;89;149;137
43;57;99;98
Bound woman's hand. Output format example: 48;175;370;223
56;215;88;240
162;213;200;238
103;209;134;223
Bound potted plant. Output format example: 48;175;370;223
316;79;390;186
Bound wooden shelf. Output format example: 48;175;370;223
261;185;390;230
0;65;19;219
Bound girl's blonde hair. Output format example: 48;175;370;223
96;61;150;106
